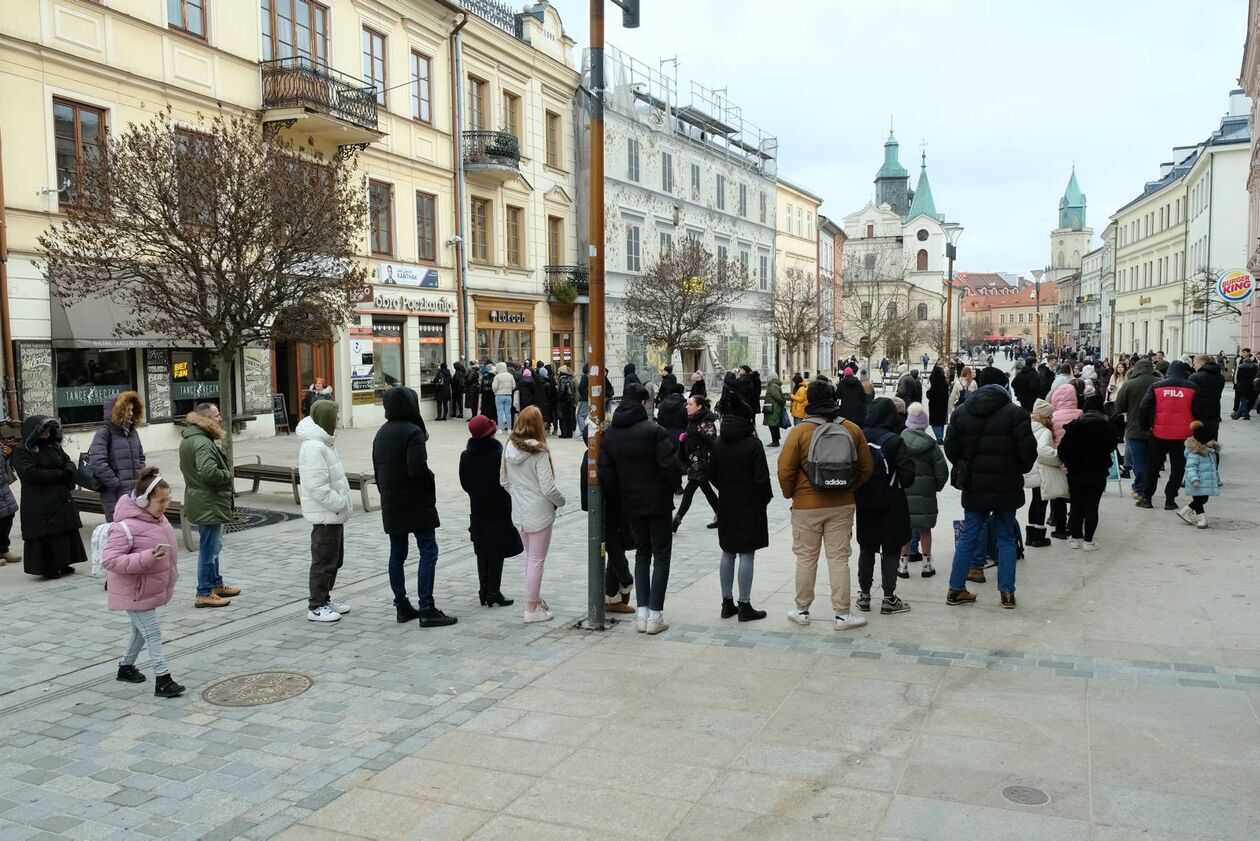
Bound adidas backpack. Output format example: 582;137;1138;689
803;417;858;491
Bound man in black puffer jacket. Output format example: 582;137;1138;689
599;383;682;634
942;367;1036;609
1233;352;1257;419
1011;358;1042;412
1190;355;1225;439
655;383;689;451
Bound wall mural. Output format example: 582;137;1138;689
144;348;172;422
242;347;272;415
17;342;55;419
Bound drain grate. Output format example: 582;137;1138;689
1002;785;1050;806
225;506;303;535
202;672;313;707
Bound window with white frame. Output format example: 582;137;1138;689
690;163;700;201
738;183;747;217
627;137;640;182
661;152;673;193
715;174;726;210
759;191;767;224
759;254;769;291
659;230;672;254
625;223;641;271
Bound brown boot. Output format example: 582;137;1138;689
212;586;241;598
966;568;986;584
1001;592;1016;609
195;594;231;608
605;602;636;614
946;589;976;606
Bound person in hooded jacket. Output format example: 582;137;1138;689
706;395;770;622
104;467;185;698
459;415;520;607
789;375;809;424
451;361;466;419
500;406;566;624
1011;359;1042;413
372;387;456;627
1232;353;1257;419
1047;382;1082;539
298;400;353;622
87;391;146;522
13;416;85;578
178;403;239;607
1136;360;1202;510
673;393;719;532
895;370;923;406
689;371;707;398
1179;420;1219;528
555;366;578;438
517;367;538;423
623;363;641;390
659;365;677;401
926;366;949;439
478;362;495;420
656;383;689;448
599;383;681;635
1190;353;1225;442
1024;399;1065;550
854;397;915;615
942;367;1037;609
432;363;452;421
837;374;868;427
491;362;516;430
1056;408;1114;550
901;403;948;578
1113;357;1159;499
763;374;787;447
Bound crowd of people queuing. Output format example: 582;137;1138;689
1;340;1251;699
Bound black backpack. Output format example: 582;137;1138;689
854;430;898;510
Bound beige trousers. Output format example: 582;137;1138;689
791;505;855;615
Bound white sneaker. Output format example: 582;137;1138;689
636;616;648;633
307;605;341;622
1082;541;1099;552
834;614;868;631
326;600;350;614
523;608;554;624
1176;505;1195;526
1067;538;1082;550
787;608;811;626
645;617;669;635
1196;513;1209;529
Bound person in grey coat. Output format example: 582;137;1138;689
87;391;146;522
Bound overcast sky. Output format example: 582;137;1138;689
544;0;1248;275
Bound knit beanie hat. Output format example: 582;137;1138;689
1031;398;1053;421
1190;419;1213;445
468;415;497;439
891;396;906;414
906;402;929;430
977;366;1009;388
522;368;532;378
310;399;338;436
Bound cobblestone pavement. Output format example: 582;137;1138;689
1;394;1259;840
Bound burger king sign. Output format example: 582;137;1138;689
1216;270;1254;304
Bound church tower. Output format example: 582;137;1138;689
1048;167;1094;282
874;130;910;217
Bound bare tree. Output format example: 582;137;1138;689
918;317;949;360
773;266;832;373
836;247;914;368
623;237;751;363
1184;266;1243;355
39;111;368;456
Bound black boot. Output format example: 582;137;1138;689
394;598;420;623
478;591;488;606
117;664;146;684
154;673;185;698
737;601;767;622
419;607;458;628
487;592;514;607
721;597;738;618
1025;526;1051;548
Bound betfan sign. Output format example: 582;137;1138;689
1216;270;1254;304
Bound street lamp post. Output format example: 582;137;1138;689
583;0;638;630
943;223;963;357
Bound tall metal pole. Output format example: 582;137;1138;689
583;0;607;630
944;248;955;356
0;131;18;421
1035;275;1042;354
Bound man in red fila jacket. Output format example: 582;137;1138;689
1136;359;1207;510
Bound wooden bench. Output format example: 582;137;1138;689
71;489;196;551
233;455;377;512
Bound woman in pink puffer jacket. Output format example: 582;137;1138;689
102;467;184;698
1049;382;1082;446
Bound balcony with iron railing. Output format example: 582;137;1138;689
260;57;382;150
545;265;590;303
462;131;521;185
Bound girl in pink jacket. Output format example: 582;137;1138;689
103;467;184;698
1049;383;1082;446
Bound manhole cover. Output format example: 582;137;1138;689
202;672;312;707
1002;785;1049;806
226;507;303;535
1203;519;1257;531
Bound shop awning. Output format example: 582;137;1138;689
50;294;203;349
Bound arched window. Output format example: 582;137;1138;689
861;302;872;318
917;303;928;321
916;249;928;271
888;302;898;319
1057;250;1064;266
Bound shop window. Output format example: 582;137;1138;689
170;349;221;417
54;348;136;426
476;328;532;364
372;319;404;394
416;319;447;398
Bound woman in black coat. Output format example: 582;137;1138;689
450;362;466;419
432;363;452;421
689;371;707;398
13;416;85;578
926;366;949;438
458;417;521;607
655;383;689;450
837;375;868;426
371;387;455;626
706;398;769;621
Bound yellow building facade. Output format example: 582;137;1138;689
775;177;822;374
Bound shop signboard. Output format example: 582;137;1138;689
374;263;440;288
349;326;375;405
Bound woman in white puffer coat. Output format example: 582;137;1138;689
500;406;565;624
298;400;353;623
1025;398;1068;549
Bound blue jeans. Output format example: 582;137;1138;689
949;509;1017;594
1125;436;1148;495
389;530;438;609
931;424;945;440
1235;393;1253;419
196;524;224;597
495;395;513;431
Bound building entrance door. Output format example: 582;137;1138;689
272;340;335;428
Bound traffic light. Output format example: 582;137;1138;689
621;0;640;28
